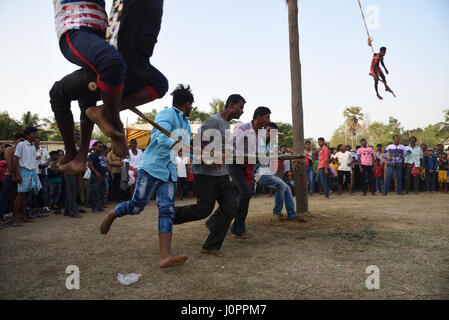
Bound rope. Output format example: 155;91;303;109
357;0;374;53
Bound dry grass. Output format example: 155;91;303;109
1;193;448;300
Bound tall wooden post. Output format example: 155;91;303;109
287;0;308;213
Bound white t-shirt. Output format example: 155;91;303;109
14;141;37;171
126;148;143;169
176;156;189;178
36;147;51;175
334;151;353;172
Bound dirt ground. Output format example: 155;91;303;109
1;193;448;300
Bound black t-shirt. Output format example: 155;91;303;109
88;152;107;177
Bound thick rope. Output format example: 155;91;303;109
358;0;374;53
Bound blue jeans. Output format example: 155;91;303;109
258;174;297;219
115;169;176;234
315;168;329;197
376;177;384;193
305;166;314;193
384;165;403;194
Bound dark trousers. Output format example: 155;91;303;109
405;165;420;193
0;175;14;217
360;165;375;194
64;173;79;216
425;172;436;192
89;175;106;211
112;173;122;202
226;165;252;236
174;174;236;250
37;174;49;208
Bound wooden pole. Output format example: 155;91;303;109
287;0;308;213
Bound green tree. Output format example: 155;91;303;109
343;106;364;147
209;99;225;114
0;111;22;140
276;122;293;148
189;106;210;122
20;111;41;129
330;124;346;147
367;121;393;147
136;109;158;124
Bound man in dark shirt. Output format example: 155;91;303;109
88;142;108;212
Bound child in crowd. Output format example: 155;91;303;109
329;158;339;192
423;148;438;194
374;158;384;193
438;152;448;193
47;151;63;213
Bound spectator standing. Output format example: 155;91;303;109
438;152;448;193
404;136;423;194
107;149;123;203
125;139;143;195
423;148;438;194
47;151;63;212
334;144;353;195
176;149;189;200
374;158;384;192
11;127;42;226
35;138;51;213
0;134;24;220
304;141;316;195
357;139;376;196
88;142;107;212
316;137;330;199
383;135;408;196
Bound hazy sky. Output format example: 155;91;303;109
0;0;448;140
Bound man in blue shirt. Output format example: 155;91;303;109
100;85;193;269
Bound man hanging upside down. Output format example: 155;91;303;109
369;46;395;100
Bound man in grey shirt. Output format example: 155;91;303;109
173;94;245;257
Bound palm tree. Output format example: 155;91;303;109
209;99;225;114
343;106;364;147
20;111;41;129
286;0;308;214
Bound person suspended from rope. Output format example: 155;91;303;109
369;47;396;100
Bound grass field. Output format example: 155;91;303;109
1;193;448;300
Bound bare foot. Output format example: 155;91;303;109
58;156;87;175
234;232;254;240
86;106;125;141
201;248;224;257
111;137;128;158
59;152;76;166
71;214;83;218
9;221;24;227
377;94;383;100
159;254;188;268
100;211;117;234
21;218;34;223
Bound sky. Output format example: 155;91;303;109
0;0;448;140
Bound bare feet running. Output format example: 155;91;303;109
201;248;224;257
159;254;188;268
377;93;383;100
100;211;117;234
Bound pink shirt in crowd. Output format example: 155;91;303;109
357;147;374;166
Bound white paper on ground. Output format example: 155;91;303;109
117;273;141;285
